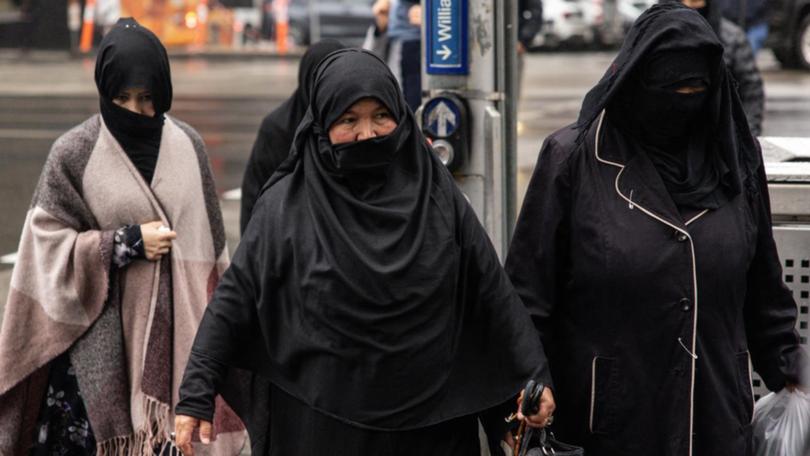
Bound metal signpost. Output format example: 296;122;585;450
421;0;518;259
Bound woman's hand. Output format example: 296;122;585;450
516;386;556;429
174;415;213;455
140;221;177;261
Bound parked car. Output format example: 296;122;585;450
768;0;810;70
281;0;375;47
532;0;594;48
580;0;624;46
618;0;654;33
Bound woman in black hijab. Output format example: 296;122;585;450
175;49;553;455
240;40;346;234
506;4;806;456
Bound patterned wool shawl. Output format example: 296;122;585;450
0;115;245;455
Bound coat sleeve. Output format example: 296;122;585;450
724;20;764;136
240;123;274;235
176;204;266;421
505;135;573;350
744;163;808;391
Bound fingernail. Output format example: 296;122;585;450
202;437;210;444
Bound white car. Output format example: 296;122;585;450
579;0;625;46
532;0;594;48
618;0;655;32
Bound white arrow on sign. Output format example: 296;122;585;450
428;101;457;137
437;45;452;61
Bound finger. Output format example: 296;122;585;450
199;420;213;444
160;231;178;241
175;424;195;455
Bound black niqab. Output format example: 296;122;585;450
188;49;547;432
578;3;757;210
660;0;722;33
240;40;346;233
95;18;172;184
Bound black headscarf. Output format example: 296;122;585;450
577;3;757;210
660;0;722;33
95;18;172;184
240;40;346;233
193;49;547;432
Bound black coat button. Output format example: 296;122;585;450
680;298;692;312
676;232;688;242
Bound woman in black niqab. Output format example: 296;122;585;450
506;4;805;455
176;49;551;455
240;39;346;234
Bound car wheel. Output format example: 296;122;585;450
798;14;810;70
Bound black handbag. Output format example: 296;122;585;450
513;380;585;456
522;428;584;456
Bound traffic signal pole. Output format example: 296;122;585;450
421;0;518;259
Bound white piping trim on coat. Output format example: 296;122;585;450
593;110;706;456
589;356;598;433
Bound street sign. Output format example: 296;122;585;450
424;97;461;137
425;0;468;75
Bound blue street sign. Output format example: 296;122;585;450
425;0;468;75
424;97;461;138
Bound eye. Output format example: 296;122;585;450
114;94;129;102
140;93;153;102
340;116;356;125
374;112;392;120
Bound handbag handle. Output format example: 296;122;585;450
512;380;545;456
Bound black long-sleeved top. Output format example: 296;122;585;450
518;0;544;48
506;118;806;456
720;18;765;136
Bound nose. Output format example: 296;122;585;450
356;120;376;141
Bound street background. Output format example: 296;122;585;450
1;49;809;310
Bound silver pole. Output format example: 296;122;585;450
308;0;321;44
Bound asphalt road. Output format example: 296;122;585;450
1;50;810;302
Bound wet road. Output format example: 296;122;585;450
1;51;810;266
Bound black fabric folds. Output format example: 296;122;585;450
577;3;758;210
180;49;548;436
95;18;172;184
240;40;346;233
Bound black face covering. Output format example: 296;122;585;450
322;122;408;174
577;4;756;210
95;18;172;184
631;50;712;147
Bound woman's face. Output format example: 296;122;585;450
328;97;397;144
112;87;155;117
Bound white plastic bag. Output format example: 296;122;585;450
752;389;810;456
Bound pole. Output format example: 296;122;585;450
308;0;321;45
422;0;514;259
500;0;519;240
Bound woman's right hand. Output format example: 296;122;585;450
174;415;212;455
140;221;177;261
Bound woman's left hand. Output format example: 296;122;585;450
516;386;556;429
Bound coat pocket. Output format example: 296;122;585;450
589;355;620;435
735;351;755;425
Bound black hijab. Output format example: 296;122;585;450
659;0;722;33
95;18;172;184
577;3;757;210
195;49;547;432
240;40;346;233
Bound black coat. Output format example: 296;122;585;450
506;113;805;456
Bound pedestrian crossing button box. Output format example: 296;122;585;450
422;94;469;172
